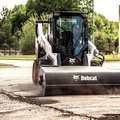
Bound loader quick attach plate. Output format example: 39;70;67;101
41;66;120;87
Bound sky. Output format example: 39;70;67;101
94;0;120;21
0;0;120;21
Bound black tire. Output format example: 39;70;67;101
32;60;40;85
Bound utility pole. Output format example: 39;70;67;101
92;0;94;44
119;5;120;55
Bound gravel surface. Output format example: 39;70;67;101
0;60;120;120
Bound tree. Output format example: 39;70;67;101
0;28;6;48
9;5;28;49
0;5;29;50
19;17;35;54
26;0;93;17
10;5;28;35
0;7;11;49
92;12;119;53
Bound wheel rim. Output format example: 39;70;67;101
32;63;36;81
32;61;39;85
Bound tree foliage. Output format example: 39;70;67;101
26;0;93;17
19;17;35;54
10;5;28;35
0;28;6;48
0;5;28;50
0;0;119;55
0;7;11;49
94;13;118;53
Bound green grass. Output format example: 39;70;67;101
0;55;35;60
0;54;120;61
105;54;120;61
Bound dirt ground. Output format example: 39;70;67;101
0;60;120;120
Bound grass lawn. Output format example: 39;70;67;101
0;55;35;60
0;54;120;61
105;54;120;61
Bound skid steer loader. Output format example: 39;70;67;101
32;11;120;96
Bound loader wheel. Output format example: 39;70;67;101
32;60;40;85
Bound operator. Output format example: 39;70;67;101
72;23;83;55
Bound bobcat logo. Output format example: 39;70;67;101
69;58;76;64
73;75;79;80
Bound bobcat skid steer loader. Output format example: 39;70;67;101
32;11;120;96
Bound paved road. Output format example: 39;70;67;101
0;60;120;120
